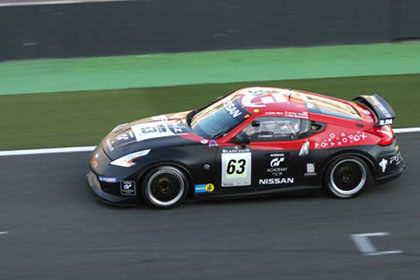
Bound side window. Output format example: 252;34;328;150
242;117;310;141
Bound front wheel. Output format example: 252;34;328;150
324;156;370;198
142;166;189;209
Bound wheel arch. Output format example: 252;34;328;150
136;160;194;198
320;150;376;183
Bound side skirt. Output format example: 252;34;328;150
194;185;321;201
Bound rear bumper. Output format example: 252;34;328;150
375;162;405;184
369;140;405;184
87;171;137;206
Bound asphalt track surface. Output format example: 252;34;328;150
0;133;419;279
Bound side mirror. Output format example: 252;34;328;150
252;120;260;127
232;132;250;145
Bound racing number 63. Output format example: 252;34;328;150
221;152;252;187
227;159;246;175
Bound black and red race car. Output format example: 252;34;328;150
87;87;404;209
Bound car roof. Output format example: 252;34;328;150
232;87;360;121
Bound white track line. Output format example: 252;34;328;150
393;127;420;134
350;232;403;256
0;146;95;157
0;127;418;157
0;0;144;8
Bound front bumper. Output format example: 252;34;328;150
87;171;137;206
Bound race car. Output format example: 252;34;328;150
87;87;405;209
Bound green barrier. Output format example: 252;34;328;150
1;42;420;96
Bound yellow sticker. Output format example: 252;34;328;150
253;109;260;113
205;183;215;193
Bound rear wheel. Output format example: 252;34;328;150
142;166;189;209
324;156;370;198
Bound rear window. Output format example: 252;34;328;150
296;93;361;120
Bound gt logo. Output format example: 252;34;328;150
270;157;284;167
120;181;136;196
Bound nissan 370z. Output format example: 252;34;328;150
87;87;404;209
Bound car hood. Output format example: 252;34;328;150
102;111;202;160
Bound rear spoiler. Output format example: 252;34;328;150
353;94;395;126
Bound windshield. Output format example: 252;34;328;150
190;96;250;139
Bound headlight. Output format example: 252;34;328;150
110;149;151;167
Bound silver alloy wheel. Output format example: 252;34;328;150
145;167;185;207
329;158;367;198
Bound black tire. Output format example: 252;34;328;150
141;166;189;209
323;156;370;199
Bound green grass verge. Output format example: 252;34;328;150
0;73;419;150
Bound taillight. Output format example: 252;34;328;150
368;125;395;146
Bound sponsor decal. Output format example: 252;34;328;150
120;181;136;196
106;132;136;152
259;178;294;185
379;152;403;173
379;119;393;126
239;88;299;108
266;154;287;176
263;111;308;119
209;140;218;147
223;99;251;120
314;131;368;149
304;163;317;176
116;133;130;141
270;157;284;167
195;183;215;193
201;139;209;144
370;95;393;118
106;138;114;152
221;149;252;187
98;176;118;183
241;92;288;108
389;152;403;165
284;111;309;119
222;147;250;153
224;99;243;118
379;158;388;173
245;88;277;96
131;121;188;142
168;124;188;134
151;115;168;122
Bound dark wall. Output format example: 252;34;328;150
0;0;418;61
398;0;420;39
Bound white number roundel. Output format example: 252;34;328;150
221;152;251;187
